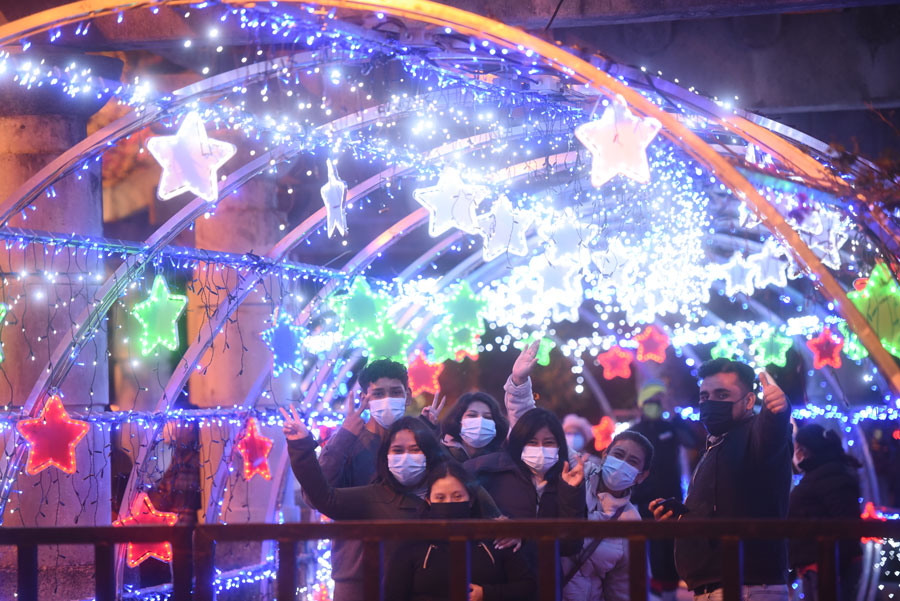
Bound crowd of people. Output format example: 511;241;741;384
281;343;864;601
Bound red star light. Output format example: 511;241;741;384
454;348;478;362
114;493;178;567
595;346;634;380
16;394;89;475
807;328;843;369
237;417;274;480
592;416;616;452
408;351;444;396
634;325;669;363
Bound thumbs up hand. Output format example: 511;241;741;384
759;371;788;414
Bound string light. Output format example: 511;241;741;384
114;493;179;567
16;395;89;475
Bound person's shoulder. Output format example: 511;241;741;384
464;450;510;472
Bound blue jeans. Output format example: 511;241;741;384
693;584;790;601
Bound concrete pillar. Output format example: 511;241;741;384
0;51;122;600
187;172;295;570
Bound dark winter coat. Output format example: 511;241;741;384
788;457;862;569
385;539;536;601
630;416;698;508
464;450;587;558
676;407;793;591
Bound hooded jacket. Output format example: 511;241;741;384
676;407;792;591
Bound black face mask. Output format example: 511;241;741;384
426;501;472;520
699;400;737;436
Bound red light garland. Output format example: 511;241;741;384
807;328;844;370
114;492;178;567
16;394;89;475
635;325;669;363
595;346;634;380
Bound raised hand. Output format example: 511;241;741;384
420;388;446;426
561;455;585;488
759;371;788;414
342;394;369;436
279;405;310;441
511;340;540;386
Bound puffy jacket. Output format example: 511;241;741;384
676;407;792;591
385;539;536;601
788;457;862;569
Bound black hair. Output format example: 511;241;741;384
440;391;509;452
607;430;654;472
698;358;757;394
795;423;862;469
359;359;409;392
375;416;447;490
506;408;568;481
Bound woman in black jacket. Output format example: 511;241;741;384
385;461;536;601
789;424;863;601
464;408;586;559
440;392;510;462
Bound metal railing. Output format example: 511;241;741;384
2;519;897;601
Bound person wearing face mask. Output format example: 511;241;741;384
562;431;653;601
562;414;598;457
629;382;699;600
465;407;587;567
649;358;792;601
385;461;536;601
439;392;509;462
283;411;505;599
788;424;862;601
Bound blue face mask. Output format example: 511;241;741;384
566;433;585;453
601;455;640;491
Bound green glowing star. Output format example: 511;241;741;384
848;264;900;357
515;334;555;366
442;281;488;333
710;337;742;360
749;330;793;368
132;276;188;356
428;324;480;364
837;321;868;361
362;320;415;363
426;282;487;363
327;278;391;341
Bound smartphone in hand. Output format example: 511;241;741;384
658;497;690;518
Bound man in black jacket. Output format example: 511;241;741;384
650;358;792;600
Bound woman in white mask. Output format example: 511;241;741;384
439;392;509;462
464;407;586;567
562;430;653;601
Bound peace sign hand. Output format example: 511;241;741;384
421;388;446;426
511;340;540;386
759;371;788;414
342;395;369;436
279;405;311;441
561;455;585;488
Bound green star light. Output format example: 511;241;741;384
837;321;868;361
132;276;188;356
749;330;793;367
428;324;480;364
848;263;900;358
363;320;415;363
327;278;392;341
515;334;555;366
710;337;742;360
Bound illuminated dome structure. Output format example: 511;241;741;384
0;1;897;599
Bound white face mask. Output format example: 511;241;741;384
368;397;406;428
460;416;496;449
566;433;585;453
387;452;427;486
520;445;559;476
601;455;640;491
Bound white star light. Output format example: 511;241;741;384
575;95;661;188
477;196;533;261
321;158;348;238
539;207;598;267
413;167;490;236
749;239;788;290
147;111;236;202
801;210;849;270
716;252;758;297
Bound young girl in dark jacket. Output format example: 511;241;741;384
464;408;587;558
440;392;510;462
385;461;536;601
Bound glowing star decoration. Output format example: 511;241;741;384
0;302;6;362
321;159;348;238
715;252;758;297
260;313;308;377
477;196;532;261
16;394;89;475
146;111;236;202
132;276;188;356
413;167;490;236
799;210;850;270
407;351;444;396
236;418;273;481
806;328;844;370
848;263;900;358
634;326;669;363
327;278;391;341
515;334;555;366
114;493;178;567
749;331;793;367
595;346;634;380
710;337;742;360
592;416;616;452
837;321;868;361
428;324;480;364
749;239;788;290
440;281;489;336
574;95;661;188
534;256;584;306
362;320;414;363
538;207;598;267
